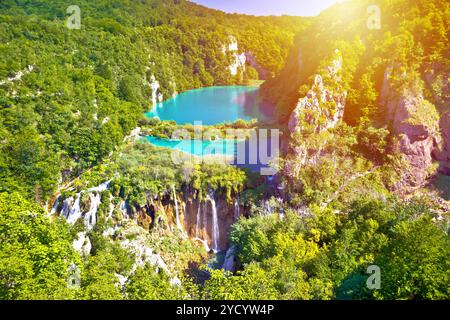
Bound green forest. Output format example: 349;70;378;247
0;0;449;301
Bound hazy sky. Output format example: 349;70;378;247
190;0;344;16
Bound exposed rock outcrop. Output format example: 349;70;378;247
434;112;450;174
52;182;241;253
380;67;442;188
288;51;346;134
285;51;347;175
423;65;450;176
183;192;239;252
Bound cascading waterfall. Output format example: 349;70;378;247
265;200;273;215
234;197;240;221
195;204;201;237
172;185;183;231
60;196;72;218
211;198;219;252
54;180;112;229
85;192;101;230
50;196;60;215
88;180;111;193
119;200;128;217
193;201;211;252
207;192;219;253
53;180;236;254
203;201;208;238
194;237;211;253
65;194;82;224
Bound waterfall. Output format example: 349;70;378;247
150;75;160;107
88;180;111;193
60;196;72;218
234;197;240;221
66;194;82;224
195;204;201;238
264;200;273;215
54;180;111;229
194;237;211;253
119;200;128;218
277;197;285;219
207;192;219;253
85;192;101;230
73;232;92;256
203;201;208;239
50;196;60;215
211;198;219;252
172;185;183;231
193;201;211;251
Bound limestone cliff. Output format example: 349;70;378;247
434;111;450;175
380;67;444;188
51;183;241;253
288;51;346;134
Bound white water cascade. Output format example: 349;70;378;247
150;74;160;107
172;185;183;232
195;204;201;237
194;237;211;253
119;200;128;218
50;197;60;215
207;192;220;253
64;194;82;225
234;197;240;221
88;180;111;193
55;180;112;229
193;201;212;252
203;202;208;238
84;192;101;230
73;232;92;256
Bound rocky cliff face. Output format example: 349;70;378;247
434;111;450;175
52;184;240;253
288;51;346;135
285;56;448;190
183;193;239;252
135;191;240;252
424;64;450;176
380;67;444;189
285;51;346;174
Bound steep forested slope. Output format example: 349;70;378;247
262;0;449;188
263;0;448;123
0;0;449;301
0;0;307;201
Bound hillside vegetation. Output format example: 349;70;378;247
0;0;449;301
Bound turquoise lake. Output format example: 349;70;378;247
144;86;275;172
145;86;271;125
145;136;244;156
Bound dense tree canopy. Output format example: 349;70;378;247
0;0;448;301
